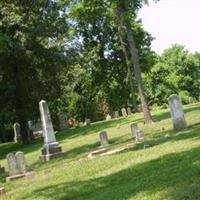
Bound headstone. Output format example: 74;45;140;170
84;118;91;126
58;112;68;131
6;151;33;182
130;123;139;138
127;107;132;115
16;151;26;174
121;108;128;117
106;114;111;120
39;100;63;162
28;120;43;138
13;122;21;142
7;153;18;177
168;94;187;131
114;111;119;118
99;131;109;146
135;130;144;143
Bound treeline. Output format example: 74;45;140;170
1;0;200;143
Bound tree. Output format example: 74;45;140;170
0;0;69;143
113;1;153;123
145;44;200;106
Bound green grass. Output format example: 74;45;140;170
0;103;200;200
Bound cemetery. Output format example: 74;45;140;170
0;100;200;199
1;1;200;200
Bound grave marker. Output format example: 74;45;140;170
39;100;63;162
121;108;128;117
99;131;109;146
6;151;33;182
13;123;21;142
168;94;187;131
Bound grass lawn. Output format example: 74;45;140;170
0;103;200;200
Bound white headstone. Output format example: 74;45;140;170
7;153;18;176
13;123;21;142
121;108;128;117
84;118;91;126
106;114;111;120
168;94;187;131
39;100;63;161
39;100;56;144
99;131;109;146
130;123;139;138
15;151;26;174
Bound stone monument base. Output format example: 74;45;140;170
39;142;64;162
6;172;34;182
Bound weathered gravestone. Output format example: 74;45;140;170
13;122;21;142
84;118;91;126
168;94;187;131
127;107;132;115
114;111;119;118
135;130;144;143
121;108;128;117
106;114;111;120
28;120;43;138
130;123;139;138
39;100;63;162
6;151;33;182
99;131;109;146
58;112;68;131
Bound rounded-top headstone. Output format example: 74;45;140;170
15;151;26;174
168;94;187;131
99;131;109;146
130;123;138;137
121;108;128;117
7;153;18;176
13;122;21;142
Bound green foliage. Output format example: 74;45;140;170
145;44;200;106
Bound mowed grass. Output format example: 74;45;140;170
0;103;200;200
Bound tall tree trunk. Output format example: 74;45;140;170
115;7;137;111
126;22;152;123
116;2;152;123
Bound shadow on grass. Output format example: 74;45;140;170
24;145;200;200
